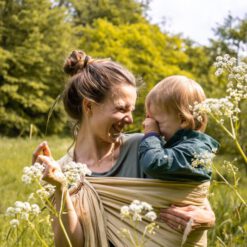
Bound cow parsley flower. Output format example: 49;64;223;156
120;200;159;246
10;219;20;228
191;150;216;170
6;201;41;227
22;162;45;184
62;161;92;186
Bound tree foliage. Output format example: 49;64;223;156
55;0;150;25
0;0;75;136
0;0;246;138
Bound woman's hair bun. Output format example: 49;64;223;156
63;50;88;76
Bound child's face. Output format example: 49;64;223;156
147;103;182;141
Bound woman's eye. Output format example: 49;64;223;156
117;107;125;113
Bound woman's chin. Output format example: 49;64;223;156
109;132;122;142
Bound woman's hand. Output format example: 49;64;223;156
32;142;65;189
37;155;66;189
32;141;52;164
159;203;215;232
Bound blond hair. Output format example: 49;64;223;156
146;75;207;131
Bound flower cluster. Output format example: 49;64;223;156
62;161;92;186
120;200;157;222
192;54;247;125
31;184;56;200
191;98;237;124
22;162;45;184
214;54;247;105
191;150;217;170
120;200;159;246
6;201;41;228
222;160;239;176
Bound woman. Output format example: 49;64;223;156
34;50;215;247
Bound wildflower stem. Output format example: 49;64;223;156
213;165;246;206
58;188;73;247
229;117;247;165
27;220;49;247
35;180;58;216
234;139;247;165
209;113;233;139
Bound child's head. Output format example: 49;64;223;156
145;75;207;140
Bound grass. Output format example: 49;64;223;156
0;137;246;246
0;136;72;246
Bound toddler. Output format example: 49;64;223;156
138;75;219;181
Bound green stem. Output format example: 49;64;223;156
35;180;72;247
140;225;148;246
213;165;246;206
35;180;58;216
234;139;247;165
209;113;233;139
28;220;49;247
229;117;247;165
211;115;247;166
58;187;73;247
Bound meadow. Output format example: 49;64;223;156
0;137;246;246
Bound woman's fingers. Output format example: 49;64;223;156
160;207;191;221
160;211;188;226
38;155;65;188
32;141;52;164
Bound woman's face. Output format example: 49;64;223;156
89;84;137;143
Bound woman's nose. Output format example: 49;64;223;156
123;112;133;124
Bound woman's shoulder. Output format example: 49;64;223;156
122;133;144;145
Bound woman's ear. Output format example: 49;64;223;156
82;98;93;116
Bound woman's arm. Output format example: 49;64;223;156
33;143;84;247
159;199;215;232
52;185;84;247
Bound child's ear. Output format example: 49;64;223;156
179;114;188;128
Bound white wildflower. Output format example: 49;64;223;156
22;162;45;184
120;206;130;218
192;151;216;170
36;184;56;199
133;213;142;221
10;219;19;228
6;201;42;225
6;207;15;217
120;200;159;246
141;202;153;211
145;211;157;221
63;161;92;186
215;68;223;77
31;204;41;215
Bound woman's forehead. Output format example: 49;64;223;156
110;84;136;100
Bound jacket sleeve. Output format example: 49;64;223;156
138;135;212;180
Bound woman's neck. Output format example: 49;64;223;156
74;125;119;171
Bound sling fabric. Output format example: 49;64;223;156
59;155;209;247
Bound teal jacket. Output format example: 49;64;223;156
138;129;219;181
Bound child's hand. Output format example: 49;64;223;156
143;117;160;134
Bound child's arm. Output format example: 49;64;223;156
138;136;211;181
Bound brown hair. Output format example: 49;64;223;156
146;75;207;131
63;50;136;123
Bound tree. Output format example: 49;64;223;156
0;0;75;136
212;14;247;57
55;0;150;25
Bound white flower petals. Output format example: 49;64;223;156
6;201;41;227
